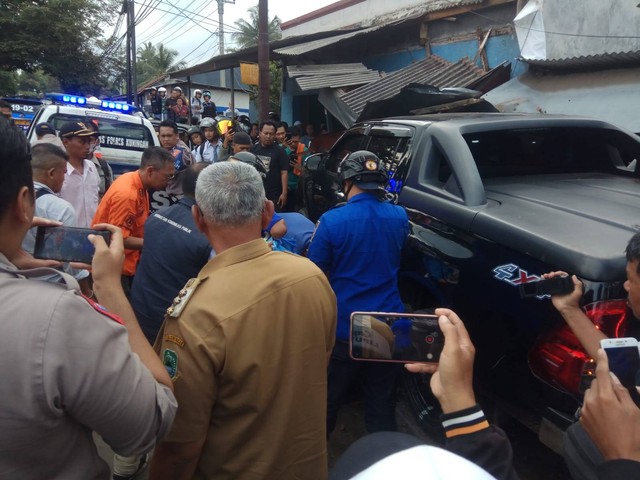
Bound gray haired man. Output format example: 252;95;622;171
150;161;337;479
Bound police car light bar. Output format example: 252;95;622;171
101;100;131;112
45;93;134;113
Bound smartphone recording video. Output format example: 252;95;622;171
34;226;111;264
350;312;443;364
601;337;640;404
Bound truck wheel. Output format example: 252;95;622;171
400;306;446;443
401;369;445;443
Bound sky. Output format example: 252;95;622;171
130;0;338;68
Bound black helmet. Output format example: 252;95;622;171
236;114;251;134
338;150;388;190
229;151;267;178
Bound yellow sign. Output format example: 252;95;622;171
240;62;259;85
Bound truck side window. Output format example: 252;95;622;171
326;134;366;173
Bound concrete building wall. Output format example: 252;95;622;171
523;0;640;59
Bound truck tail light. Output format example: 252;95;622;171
529;300;628;394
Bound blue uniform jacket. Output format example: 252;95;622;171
308;192;409;341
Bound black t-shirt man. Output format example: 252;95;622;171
252;121;289;210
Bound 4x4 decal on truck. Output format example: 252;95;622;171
492;263;548;299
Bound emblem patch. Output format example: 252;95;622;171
365;159;378;171
163;349;178;380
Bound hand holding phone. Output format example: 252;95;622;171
600;337;640;404
34;226;111;263
350;312;444;363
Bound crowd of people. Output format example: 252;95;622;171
1;109;640;480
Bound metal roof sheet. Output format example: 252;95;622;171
341;55;485;115
287;63;372;77
522;50;640;71
295;70;382;91
274;25;384;56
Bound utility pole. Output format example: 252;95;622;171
124;0;131;103
217;0;234;90
258;0;269;121
129;0;138;106
124;0;138;106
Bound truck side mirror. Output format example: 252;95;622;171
303;153;324;171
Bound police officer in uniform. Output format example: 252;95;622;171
308;150;410;436
0;117;177;479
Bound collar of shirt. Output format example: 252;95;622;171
198;238;270;280
178;196;197;209
33;181;55;195
65;159;96;176
348;191;380;204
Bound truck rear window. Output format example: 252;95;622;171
463;127;640;178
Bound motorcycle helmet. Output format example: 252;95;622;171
203;90;212;98
338;150;388;190
193;89;202;96
229;151;267;178
172;86;183;93
150;86;157;92
199;117;217;132
236;114;251;134
158;86;167;94
188;126;201;137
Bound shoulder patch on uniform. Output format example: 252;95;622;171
82;295;125;325
162;348;178;380
164;334;185;347
166;277;201;318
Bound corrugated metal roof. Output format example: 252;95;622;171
341;55;485;115
522;50;640;71
274;25;383;56
289;63;381;91
287;63;373;77
423;0;482;14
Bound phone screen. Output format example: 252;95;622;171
604;345;640;392
350;312;443;364
34;226;110;263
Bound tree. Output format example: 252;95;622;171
136;42;187;86
0;0;120;94
230;5;282;50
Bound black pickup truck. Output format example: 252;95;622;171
300;113;640;451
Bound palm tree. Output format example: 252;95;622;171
136;42;186;85
231;5;282;50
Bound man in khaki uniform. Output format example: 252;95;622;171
150;161;337;480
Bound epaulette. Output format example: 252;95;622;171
165;277;201;319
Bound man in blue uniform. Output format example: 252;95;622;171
308;150;409;435
130;163;212;343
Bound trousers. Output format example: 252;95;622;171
327;341;400;435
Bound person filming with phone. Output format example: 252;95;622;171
0;117;177;478
545;232;640;480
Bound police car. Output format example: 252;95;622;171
27;93;160;177
1;96;44;132
25;93;176;210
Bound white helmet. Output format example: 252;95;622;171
158;86;167;93
194;89;202;95
173;86;182;93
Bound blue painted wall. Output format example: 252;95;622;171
364;48;427;73
431;35;526;77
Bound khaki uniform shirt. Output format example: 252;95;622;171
0;254;177;479
155;239;337;479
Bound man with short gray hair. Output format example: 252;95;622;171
150;161;337;480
